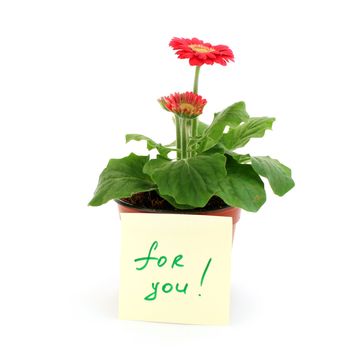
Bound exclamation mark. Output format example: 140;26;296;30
198;258;212;296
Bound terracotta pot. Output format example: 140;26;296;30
116;199;241;239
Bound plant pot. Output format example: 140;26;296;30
116;199;241;239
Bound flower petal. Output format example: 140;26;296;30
169;37;234;67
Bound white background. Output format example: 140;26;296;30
1;0;349;349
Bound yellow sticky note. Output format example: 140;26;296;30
118;213;232;325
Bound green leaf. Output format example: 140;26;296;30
197;120;209;135
160;194;196;210
229;152;251;164
251;156;295;196
126;134;175;158
216;156;266;212
221;117;275;150
202;143;226;155
144;157;195;209
143;156;170;177
197;101;249;152
89;153;156;206
144;155;219;210
164;140;176;147
146;154;227;207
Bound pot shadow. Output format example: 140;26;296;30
230;286;257;325
86;286;256;324
85;288;119;319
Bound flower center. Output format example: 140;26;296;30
179;103;195;112
188;44;215;53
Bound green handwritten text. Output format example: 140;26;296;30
134;241;211;301
144;282;189;301
134;241;184;270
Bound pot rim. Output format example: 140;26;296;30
115;198;237;214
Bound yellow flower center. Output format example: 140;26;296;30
180;103;195;112
188;44;215;53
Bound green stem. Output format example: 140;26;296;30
175;115;181;160
180;118;187;159
186;119;192;158
190;66;201;158
193;66;200;94
191;118;198;157
179;118;193;159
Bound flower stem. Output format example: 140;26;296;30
175;115;181;160
191;66;201;157
180;118;187;159
193;66;201;94
186;119;192;158
190;118;198;157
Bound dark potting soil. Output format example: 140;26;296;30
121;191;228;211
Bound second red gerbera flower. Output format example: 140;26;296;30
159;92;207;118
169;37;234;66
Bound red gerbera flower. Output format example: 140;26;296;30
169;37;234;66
158;92;207;118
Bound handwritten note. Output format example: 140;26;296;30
118;213;233;325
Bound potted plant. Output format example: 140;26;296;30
89;37;295;235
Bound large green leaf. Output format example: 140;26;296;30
221;117;275;150
228;152;251;164
197;101;249;152
216;156;266;212
143;156;170;177
251;156;295;196
125;134;174;158
202;143;226;155
144;157;194;209
160;194;196;210
145;154;227;207
89;153;156;206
